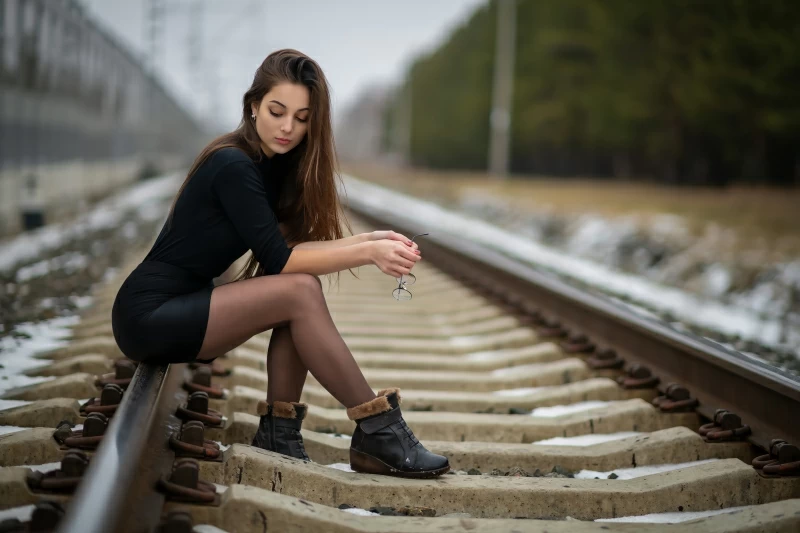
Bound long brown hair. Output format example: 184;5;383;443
166;49;351;282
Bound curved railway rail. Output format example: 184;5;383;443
1;201;799;532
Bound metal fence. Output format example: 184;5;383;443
0;0;207;234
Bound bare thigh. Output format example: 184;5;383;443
195;273;319;361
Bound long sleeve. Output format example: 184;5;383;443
211;160;293;275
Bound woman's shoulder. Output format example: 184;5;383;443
210;146;256;168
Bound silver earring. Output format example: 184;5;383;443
251;113;256;120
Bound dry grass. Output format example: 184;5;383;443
343;162;800;259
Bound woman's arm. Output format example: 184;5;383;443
285;228;418;251
281;239;420;277
291;232;369;250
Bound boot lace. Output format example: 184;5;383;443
398;419;420;447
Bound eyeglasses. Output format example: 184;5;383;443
393;233;429;301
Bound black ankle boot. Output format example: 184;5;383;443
251;400;310;461
347;388;449;478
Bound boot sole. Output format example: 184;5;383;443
350;448;450;479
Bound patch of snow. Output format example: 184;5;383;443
28;462;62;473
492;387;547;397
343;176;794;354
575;459;719;480
341;508;380;517
0;315;78;396
194;526;230;533
0;504;35;523
596;505;751;523
529;401;610;418
0;173;179;273
464;350;505;361
213;441;230;452
0;426;25;436
327;463;355;472
0;399;31;411
532;432;642;446
213;483;228;494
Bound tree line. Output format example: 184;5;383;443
385;0;799;186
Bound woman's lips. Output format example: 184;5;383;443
276;138;291;145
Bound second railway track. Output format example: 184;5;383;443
0;205;799;532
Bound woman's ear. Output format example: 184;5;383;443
251;102;259;117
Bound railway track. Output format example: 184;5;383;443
1;205;799;532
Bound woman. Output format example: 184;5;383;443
111;49;449;478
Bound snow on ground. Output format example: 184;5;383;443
595;505;752;524
529;401;610;417
344;175;799;366
532;432;642;446
194;526;231;533
0;173;180;273
574;459;718;480
0;426;25;436
491;387;548;397
0;505;36;523
0;315;78;396
327;463;355;472
341;507;380;517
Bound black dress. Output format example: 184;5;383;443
111;147;294;364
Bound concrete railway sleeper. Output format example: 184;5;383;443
0;215;799;531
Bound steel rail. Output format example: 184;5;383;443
347;200;800;449
57;362;185;533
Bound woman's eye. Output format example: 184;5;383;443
270;111;307;123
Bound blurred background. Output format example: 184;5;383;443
0;0;798;372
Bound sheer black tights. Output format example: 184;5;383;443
195;273;375;408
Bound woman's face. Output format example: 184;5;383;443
251;82;310;157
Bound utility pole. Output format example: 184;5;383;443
144;0;165;165
391;71;413;167
488;0;517;179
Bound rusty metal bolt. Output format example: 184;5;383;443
628;364;651;379
171;458;200;489
30;500;65;532
587;348;625;370
184;367;225;399
61;450;90;477
664;383;690;401
177;392;223;427
192;366;212;387
187;392;209;414
100;383;124;406
181;421;206;446
618;364;660;389
774;442;800;464
536;320;567;338
713;409;742;430
158;458;217;503
114;359;137;380
52;421;74;445
82;412;109;437
156;511;194;533
560;334;595;354
170;421;222;460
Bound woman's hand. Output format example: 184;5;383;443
368;230;419;251
369;239;421;278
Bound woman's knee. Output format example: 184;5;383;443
287;273;324;297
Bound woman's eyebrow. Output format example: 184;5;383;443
269;100;310;112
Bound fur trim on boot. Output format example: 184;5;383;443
256;400;307;419
348;388;449;478
251;400;310;461
346;388;401;420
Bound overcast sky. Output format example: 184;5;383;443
79;0;486;131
